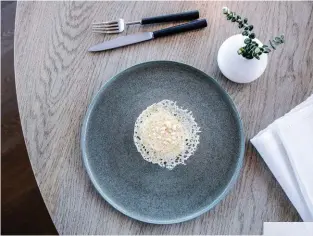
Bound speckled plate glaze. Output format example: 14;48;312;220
81;61;244;224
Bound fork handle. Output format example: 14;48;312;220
141;10;199;25
153;19;207;39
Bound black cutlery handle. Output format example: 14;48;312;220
153;19;207;39
141;10;199;25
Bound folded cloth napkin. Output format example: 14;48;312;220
251;94;313;221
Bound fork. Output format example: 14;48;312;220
92;10;199;34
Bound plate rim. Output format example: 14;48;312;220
81;60;245;224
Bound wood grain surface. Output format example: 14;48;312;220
2;1;57;234
14;1;313;235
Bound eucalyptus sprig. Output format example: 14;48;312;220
222;7;285;60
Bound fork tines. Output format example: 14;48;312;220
92;20;123;34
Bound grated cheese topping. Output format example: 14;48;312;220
134;100;200;170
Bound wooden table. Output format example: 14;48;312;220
14;1;313;234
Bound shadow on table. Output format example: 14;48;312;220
1;1;58;234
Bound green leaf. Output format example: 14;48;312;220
237;48;244;55
251;41;259;47
248;46;256;54
246;54;254;59
249;33;256;39
244;38;252;44
231;17;236;22
242;30;249;36
243;18;248;23
248;25;254;31
254;55;260;60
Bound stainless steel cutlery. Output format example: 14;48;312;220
92;10;200;34
89;19;207;52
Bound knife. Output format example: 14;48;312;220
88;19;207;52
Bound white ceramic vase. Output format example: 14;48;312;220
217;34;268;83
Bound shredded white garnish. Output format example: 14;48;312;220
134;100;200;170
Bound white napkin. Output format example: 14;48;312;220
251;94;313;221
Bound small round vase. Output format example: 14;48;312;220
217;34;268;83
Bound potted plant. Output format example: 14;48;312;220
217;7;285;83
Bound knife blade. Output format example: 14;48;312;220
88;32;153;52
88;19;207;52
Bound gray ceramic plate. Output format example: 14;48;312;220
81;61;244;224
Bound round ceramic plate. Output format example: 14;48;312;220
81;61;244;224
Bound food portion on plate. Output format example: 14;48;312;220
134;100;200;170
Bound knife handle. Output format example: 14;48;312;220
153;19;207;39
141;10;199;25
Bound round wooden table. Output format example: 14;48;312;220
14;1;313;234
